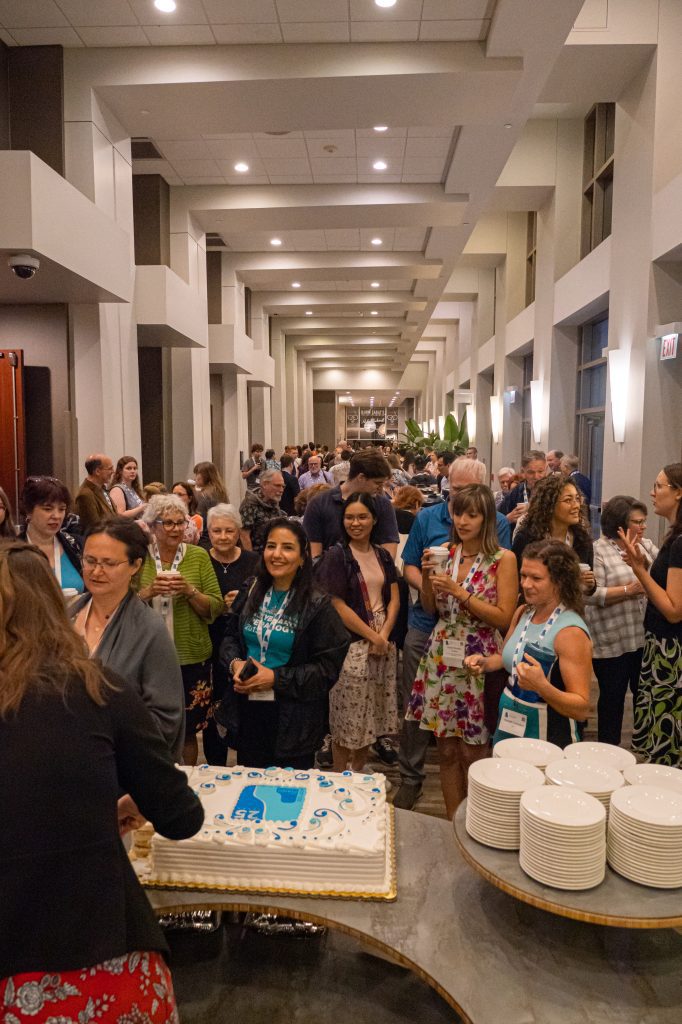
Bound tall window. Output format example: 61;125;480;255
525;212;537;307
521;352;533;456
581;103;615;258
244;285;252;339
575;317;607;533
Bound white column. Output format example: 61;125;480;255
270;325;287;453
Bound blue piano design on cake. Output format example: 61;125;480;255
231;785;306;823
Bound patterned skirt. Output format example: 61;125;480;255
329;610;399;750
632;631;682;766
0;951;177;1024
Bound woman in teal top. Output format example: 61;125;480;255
19;475;84;598
465;540;593;748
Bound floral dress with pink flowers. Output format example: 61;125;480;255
406;547;504;745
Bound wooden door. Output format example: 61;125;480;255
0;349;26;518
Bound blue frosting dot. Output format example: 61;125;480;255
290;820;298;827
342;771;353;777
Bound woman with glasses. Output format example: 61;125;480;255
511;474;595;591
18;475;84;597
0;541;202;1024
315;493;400;773
70;519;185;759
171;480;203;543
0;485;16;538
620;464;682;765
584;496;657;745
138;495;223;765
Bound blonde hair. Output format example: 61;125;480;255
0;541;110;718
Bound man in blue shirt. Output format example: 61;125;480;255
394;458;511;809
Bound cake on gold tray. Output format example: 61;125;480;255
132;765;396;901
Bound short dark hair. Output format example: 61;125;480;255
250;443;263;454
84;456;104;475
280;454;294;469
413;454;428;471
83;517;149;564
522;450;546;467
21;476;72;516
600;495;636;540
522;540;584;615
347;448;391;482
438;451;456;466
265;449;275;460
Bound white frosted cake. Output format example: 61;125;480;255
146;765;395;899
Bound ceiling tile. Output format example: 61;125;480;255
404;137;450;159
171;159;223;176
202;132;255;140
402;172;443;183
281;21;349;42
56;0;137;26
358;171;402;184
255;137;308;159
402;158;444;176
350;21;419;42
212;23;282;43
223;174;270;185
313;174;358;184
143;24;215;44
268;174;314;184
182;177;226;185
206;139;259;160
160;139;213;160
0;0;67;28
293;230;328;251
129;0;207;24
360;228;395;249
9;26;83;44
407;126;454;138
355;127;407;138
276;0;349;22
357;157;403;177
324;229;360;248
262;158;312;176
77;25;149;46
419;19;487;41
202;0;278;23
394;227;426;250
350;0;422;19
306;136;357;159
310;157;357;175
356;137;405;160
422;0;490;18
305;129;356;141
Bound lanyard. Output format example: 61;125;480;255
511;604;564;688
446;544;484;621
256;587;293;662
151;538;185;617
27;530;63;586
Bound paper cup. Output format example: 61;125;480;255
428;546;450;572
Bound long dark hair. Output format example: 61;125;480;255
0;486;16;539
342;492;378;545
242;518;315;623
661;463;682;546
521;540;585;615
112;456;143;499
522;474;592;551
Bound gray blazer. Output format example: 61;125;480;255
71;590;185;759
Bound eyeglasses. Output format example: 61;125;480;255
25;475;60;484
83;556;129;570
155;518;186;530
344;514;372;523
629;518;647;528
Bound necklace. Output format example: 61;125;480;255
211;548;240;574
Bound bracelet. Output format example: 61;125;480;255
189;587;198;598
462;592;472;608
229;658;240;676
623;585;628;597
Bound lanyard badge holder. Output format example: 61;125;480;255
250;588;292;701
442;545;484;668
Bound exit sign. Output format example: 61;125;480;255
661;333;678;360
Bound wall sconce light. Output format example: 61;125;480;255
438;414;445;437
429;418;436;434
467;406;476;443
607;349;629;443
530;380;543;444
490;394;501;444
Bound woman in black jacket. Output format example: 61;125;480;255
18;474;83;596
217;518;350;768
0;541;203;1020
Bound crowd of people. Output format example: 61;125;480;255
1;441;680;1021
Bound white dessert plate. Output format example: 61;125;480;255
545;759;624;794
565;742;636;771
520;786;605;828
610;785;682;826
493;737;563;766
623;763;682;795
469;757;545;792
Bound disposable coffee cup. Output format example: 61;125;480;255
428;546;450;572
578;563;591;573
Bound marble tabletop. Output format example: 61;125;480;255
146;809;682;1023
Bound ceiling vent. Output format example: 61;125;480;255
131;137;164;160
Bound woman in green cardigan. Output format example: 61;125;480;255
139;494;223;764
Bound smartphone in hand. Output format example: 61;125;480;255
239;657;259;682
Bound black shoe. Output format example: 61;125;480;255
316;734;333;769
392;783;422;810
370;737;398;766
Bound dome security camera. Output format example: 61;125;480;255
9;254;40;280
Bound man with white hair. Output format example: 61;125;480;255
238;469;285;552
560;453;592;505
394;457;511;809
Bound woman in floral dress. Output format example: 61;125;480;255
406;484;518;818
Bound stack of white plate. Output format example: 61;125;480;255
519;786;606;890
493;737;563;769
623;763;682;795
466;758;545;850
544;759;624;815
564;741;637;772
607;785;682;888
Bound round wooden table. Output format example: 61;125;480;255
145;808;682;1023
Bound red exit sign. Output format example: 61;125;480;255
661;334;678;360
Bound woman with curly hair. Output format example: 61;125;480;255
511;472;594;586
466;540;593;747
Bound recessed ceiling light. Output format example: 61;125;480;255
373;160;388;171
234;162;249;173
504;123;513;129
373;126;388;133
305;310;313;316
371;237;382;246
154;0;176;12
270;238;282;246
375;0;397;7
370;311;378;316
291;281;301;288
370;282;380;288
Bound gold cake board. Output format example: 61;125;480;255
140;804;397;903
